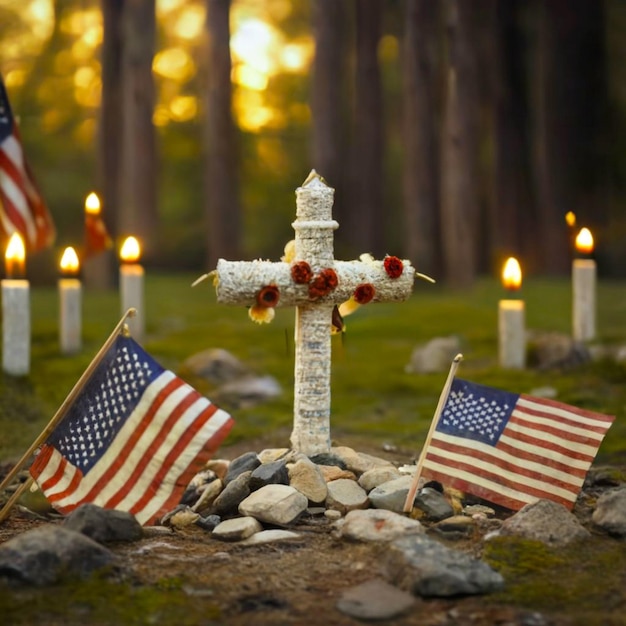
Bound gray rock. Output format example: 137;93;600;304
239;529;302;545
215;375;282;408
368;475;414;513
405;336;462;374
326;479;369;515
239;484;308;526
195;514;221;532
592;487;626;536
249;459;289;491
497;499;590;546
387;534;505;597
0;525;115;586
412;486;455;521
337;578;415;620
358;466;403;492
224;453;260;485
309;452;347;470
63;503;143;543
182;348;250;384
528;332;590;370
331;446;395;476
212;516;262;541
335;509;423;542
212;470;253;516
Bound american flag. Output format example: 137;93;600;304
29;335;234;525
421;378;614;511
0;75;55;251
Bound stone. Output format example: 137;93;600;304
63;503;143;543
387;534;505;597
331;446;394;476
335;509;423;542
195;514;221;532
239;484;308;526
368;475;414;514
223;452;261;485
318;465;357;482
211;471;253;516
288;456;328;504
325;478;369;515
239;529;302;545
257;448;292;464
432;515;476;539
212;516;263;541
0;525;115;586
192;478;223;513
592;487;626;537
249;459;289;491
412;486;455;521
405;335;462;374
337;578;415;620
358;466;403;492
309;452;347;470
527;331;590;370
182;348;250;384
214;375;282;409
497;499;590;546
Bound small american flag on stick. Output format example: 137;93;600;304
0;75;55;251
30;334;234;525
421;378;614;511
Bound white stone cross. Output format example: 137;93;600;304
212;171;416;455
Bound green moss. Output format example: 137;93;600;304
483;536;626;625
0;574;221;625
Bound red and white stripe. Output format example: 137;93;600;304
30;370;233;525
422;394;614;511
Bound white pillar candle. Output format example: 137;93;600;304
120;263;144;342
498;299;526;369
572;258;596;341
2;279;30;376
2;234;30;376
58;246;82;354
59;278;82;354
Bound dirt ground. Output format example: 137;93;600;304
0;436;591;625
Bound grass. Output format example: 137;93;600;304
1;273;625;464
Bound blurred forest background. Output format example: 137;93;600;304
1;0;624;287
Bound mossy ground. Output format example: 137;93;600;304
1;273;626;625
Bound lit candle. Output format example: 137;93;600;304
572;227;596;341
2;233;30;375
58;246;82;354
119;236;144;342
498;256;525;369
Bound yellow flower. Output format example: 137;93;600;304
249;305;276;324
282;239;296;263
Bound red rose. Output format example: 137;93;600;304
308;268;338;299
291;261;313;284
383;255;404;279
256;285;280;308
354;283;375;304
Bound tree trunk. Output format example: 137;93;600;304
311;0;350;244
537;0;608;274
89;0;123;289
491;0;538;272
402;0;441;276
119;0;158;260
204;0;240;268
350;0;384;257
440;0;480;287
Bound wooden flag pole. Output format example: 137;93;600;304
403;353;463;513
0;308;137;510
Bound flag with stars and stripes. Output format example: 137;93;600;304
0;75;55;251
421;378;614;511
29;335;234;525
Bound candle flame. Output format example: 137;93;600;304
501;257;522;291
60;246;80;275
565;211;576;228
120;236;141;263
575;227;594;254
5;233;25;278
85;192;101;215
